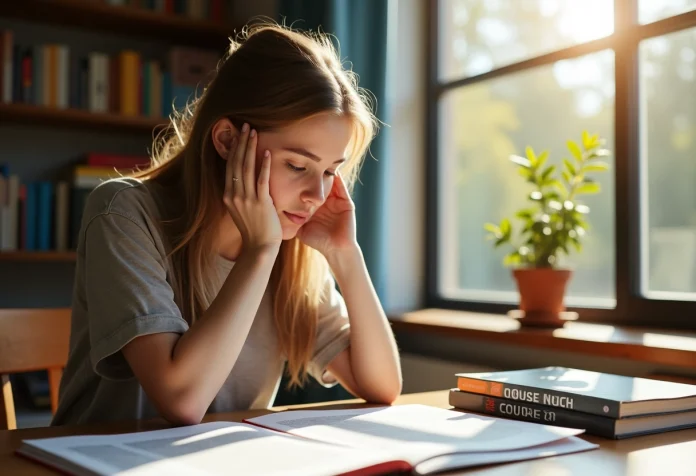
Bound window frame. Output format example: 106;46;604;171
426;0;696;330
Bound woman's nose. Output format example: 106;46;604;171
301;176;326;206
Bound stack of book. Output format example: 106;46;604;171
449;366;696;439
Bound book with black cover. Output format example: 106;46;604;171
449;388;696;439
456;367;696;418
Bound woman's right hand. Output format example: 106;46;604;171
223;123;283;254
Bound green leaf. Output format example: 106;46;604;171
537;151;549;169
541;165;556;182
562;171;571;184
576;182;601;194
576;218;590;230
552;180;568;196
500;218;511;236
563;158;576;176
546;191;561;201
583;131;600;150
518;167;532;180
510;154;531;168
582;162;609;172
503;252;521;266
593;148;611;158
567;140;583;162
560;242;570;254
515;209;535;220
526;146;538;168
484;223;501;235
494;236;510;248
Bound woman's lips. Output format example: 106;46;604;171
284;211;308;225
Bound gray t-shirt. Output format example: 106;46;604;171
51;178;351;426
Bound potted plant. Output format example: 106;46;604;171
484;131;611;328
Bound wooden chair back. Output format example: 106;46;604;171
0;308;71;430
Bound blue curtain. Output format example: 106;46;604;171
274;0;391;405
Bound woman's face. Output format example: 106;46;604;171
255;113;353;240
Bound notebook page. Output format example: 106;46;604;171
20;421;406;476
246;404;585;464
413;437;598;475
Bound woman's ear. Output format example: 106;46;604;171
211;118;239;160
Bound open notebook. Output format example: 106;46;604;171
17;404;597;475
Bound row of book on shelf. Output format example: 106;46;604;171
0;29;220;118
449;366;696;439
103;0;228;20
0;154;150;252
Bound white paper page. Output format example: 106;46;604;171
246;404;585;465
21;421;404;476
413;437;599;475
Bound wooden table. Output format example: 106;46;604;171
2;390;696;475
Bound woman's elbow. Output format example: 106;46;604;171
159;396;206;426
364;390;400;405
363;380;402;405
382;384;403;405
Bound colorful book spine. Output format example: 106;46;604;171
119;50;140;116
1;30;13;103
37;181;53;250
457;376;621;418
33;45;44;106
25;182;37;251
450;390;619;439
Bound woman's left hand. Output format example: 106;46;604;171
297;172;358;258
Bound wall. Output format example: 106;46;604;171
381;0;427;314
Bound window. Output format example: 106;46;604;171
639;0;696;24
428;0;696;329
439;0;614;80
640;27;696;300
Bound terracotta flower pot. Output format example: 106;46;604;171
511;268;574;328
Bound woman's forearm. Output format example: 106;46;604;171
329;247;402;403
169;244;279;421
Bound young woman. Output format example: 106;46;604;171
51;23;402;426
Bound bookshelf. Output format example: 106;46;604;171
0;103;167;133
0;0;236;49
0;1;238;263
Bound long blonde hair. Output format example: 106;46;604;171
132;22;377;388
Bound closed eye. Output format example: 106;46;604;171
286;162;336;177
